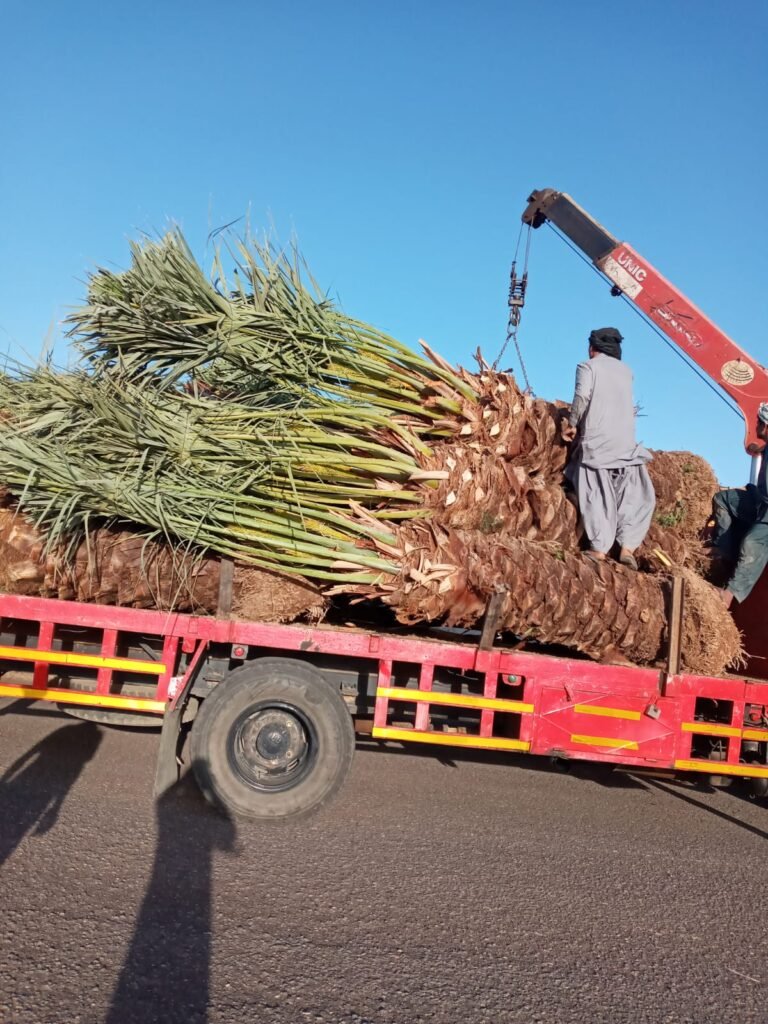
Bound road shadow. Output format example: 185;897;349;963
356;739;648;789
0;720;102;866
105;774;237;1024
642;777;768;841
0;697;69;720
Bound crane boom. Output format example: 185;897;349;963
522;188;768;453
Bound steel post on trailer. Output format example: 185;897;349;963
478;590;506;651
664;574;685;685
217;558;234;618
153;639;210;798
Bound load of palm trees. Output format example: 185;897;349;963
0;230;740;675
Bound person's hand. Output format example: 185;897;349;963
561;421;577;443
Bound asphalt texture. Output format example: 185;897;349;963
1;699;767;1024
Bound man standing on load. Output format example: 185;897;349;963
561;327;655;570
710;403;768;608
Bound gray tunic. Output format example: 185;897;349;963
566;353;655;553
568;354;649;468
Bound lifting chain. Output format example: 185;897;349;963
492;223;534;395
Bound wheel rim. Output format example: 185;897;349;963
227;700;318;792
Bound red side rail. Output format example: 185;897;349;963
0;592;767;784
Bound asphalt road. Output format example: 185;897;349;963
0;699;767;1024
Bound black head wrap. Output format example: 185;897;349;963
589;327;623;359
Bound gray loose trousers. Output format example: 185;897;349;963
567;463;656;554
566;353;655;554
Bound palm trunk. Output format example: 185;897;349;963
378;522;740;676
0;509;325;622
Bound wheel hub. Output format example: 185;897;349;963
247;710;304;767
229;702;315;791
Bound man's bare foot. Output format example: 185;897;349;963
584;550;606;564
618;547;638;570
718;588;734;609
599;644;636;667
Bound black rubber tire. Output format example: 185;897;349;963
190;657;354;821
58;705;162;729
748;776;768;799
56;678;162;729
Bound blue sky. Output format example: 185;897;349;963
1;0;766;485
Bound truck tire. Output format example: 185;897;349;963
58;705;162;729
190;657;354;821
56;678;163;729
748;777;768;799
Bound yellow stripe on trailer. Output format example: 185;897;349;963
573;704;641;721
372;726;530;752
0;645;165;676
376;686;533;714
0;683;166;714
674;759;768;779
682;722;741;738
742;727;768;742
571;733;639;751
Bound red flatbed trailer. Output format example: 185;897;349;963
0;590;765;819
3;187;767;818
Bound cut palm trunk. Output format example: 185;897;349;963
380;523;739;677
0;509;324;622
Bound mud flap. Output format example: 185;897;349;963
153;640;210;798
154;702;185;798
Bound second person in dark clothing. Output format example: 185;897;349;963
711;403;768;607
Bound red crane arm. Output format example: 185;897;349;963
522;188;768;453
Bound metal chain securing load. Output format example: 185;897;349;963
493;223;533;395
